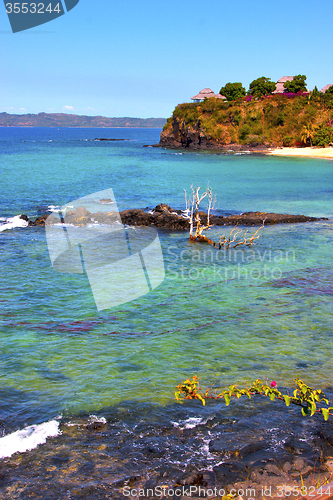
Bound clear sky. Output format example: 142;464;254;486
1;0;332;118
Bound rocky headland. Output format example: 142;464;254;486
156;93;333;151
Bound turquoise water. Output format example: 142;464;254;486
0;127;332;431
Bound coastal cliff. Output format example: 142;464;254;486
159;93;333;150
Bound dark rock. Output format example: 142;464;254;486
157;465;184;478
140;437;167;457
209;439;235;454
121;207;325;229
143;477;160;488
314;425;333;459
238;441;269;460
94;138;125;141
317;426;333;447
51;455;70;466
77;461;96;474
211;211;326;226
86;421;106;431
112;475;142;488
142;444;163;455
282;461;292;473
19;214;29;222
177;470;215;488
283;437;315;456
21;204;327;229
209;439;270;462
264;463;288;477
213;461;247;483
119;206;189;230
117;445;134;456
154;203;172;213
291;457;313;477
28;213;49;226
244;454;276;468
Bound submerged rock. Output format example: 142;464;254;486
94;138;126;141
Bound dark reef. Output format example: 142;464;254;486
21;204;327;230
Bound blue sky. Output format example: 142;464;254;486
1;0;332;118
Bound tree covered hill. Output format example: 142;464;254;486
160;91;333;149
0;112;166;128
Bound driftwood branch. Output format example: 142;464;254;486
185;186;265;249
186;184;214;239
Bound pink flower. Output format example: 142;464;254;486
271;381;277;387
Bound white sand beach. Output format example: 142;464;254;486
266;147;333;159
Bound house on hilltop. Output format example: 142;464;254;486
320;84;333;93
273;76;294;94
191;88;227;102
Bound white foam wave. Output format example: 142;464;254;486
171;415;215;430
88;415;107;425
172;417;205;430
0;215;29;232
47;205;61;213
0;420;61;459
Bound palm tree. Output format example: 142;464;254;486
301;123;316;146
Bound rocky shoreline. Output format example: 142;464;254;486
1;402;333;500
20;204;327;230
154;139;271;153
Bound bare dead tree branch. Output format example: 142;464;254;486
186;184;214;240
184;185;265;249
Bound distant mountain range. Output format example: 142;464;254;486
0;112;166;128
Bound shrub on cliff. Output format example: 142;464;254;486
173;103;199;124
161;93;333;148
284;74;307;93
322;88;333;109
312;125;333;147
248;76;276;98
219;82;246;101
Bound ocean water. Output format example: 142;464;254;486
0;127;332;496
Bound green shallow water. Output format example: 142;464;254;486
0;127;332;429
1;222;332;421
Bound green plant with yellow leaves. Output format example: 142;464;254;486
175;377;333;420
